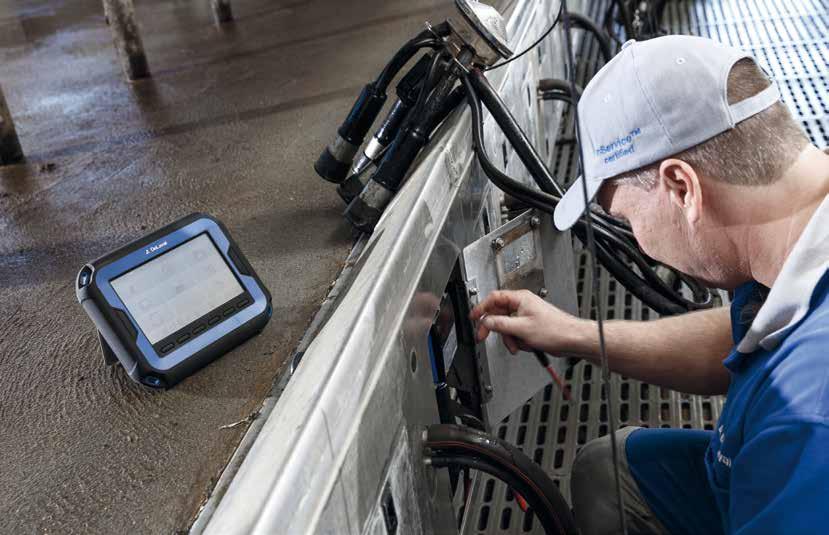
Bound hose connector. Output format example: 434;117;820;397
314;82;387;183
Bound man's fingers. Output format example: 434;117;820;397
481;314;528;338
470;290;524;320
502;334;520;354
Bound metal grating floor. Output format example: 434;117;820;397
665;0;829;148
462;1;829;534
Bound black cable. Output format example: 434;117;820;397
425;424;577;534
589;222;712;310
604;0;667;43
615;0;636;40
485;2;563;71
376;34;442;90
566;11;614;63
561;3;628;534
463;75;562;211
430;456;569;535
603;2;624;46
463;71;711;315
411;51;445;124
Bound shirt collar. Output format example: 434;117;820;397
736;193;829;353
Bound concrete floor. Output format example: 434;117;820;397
0;0;455;532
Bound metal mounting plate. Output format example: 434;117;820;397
462;210;577;427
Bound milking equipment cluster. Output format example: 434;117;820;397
312;1;706;532
314;0;711;316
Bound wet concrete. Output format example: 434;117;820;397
0;0;455;532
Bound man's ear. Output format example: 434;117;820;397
658;158;703;224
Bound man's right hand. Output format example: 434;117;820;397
470;288;734;395
469;289;586;356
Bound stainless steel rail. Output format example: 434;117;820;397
193;1;578;532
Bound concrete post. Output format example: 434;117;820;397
211;0;233;24
102;0;150;80
0;85;24;165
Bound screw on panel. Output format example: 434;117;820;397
0;86;24;165
102;0;150;80
491;237;505;250
538;287;548;298
468;286;479;296
484;385;493;394
530;215;541;228
211;0;233;24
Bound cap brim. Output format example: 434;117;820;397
553;175;604;231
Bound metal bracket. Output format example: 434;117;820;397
462;210;578;426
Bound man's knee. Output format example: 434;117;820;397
571;433;618;506
570;431;630;535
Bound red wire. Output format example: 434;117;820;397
515;492;530;512
545;364;571;401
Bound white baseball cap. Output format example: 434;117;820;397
553;35;781;231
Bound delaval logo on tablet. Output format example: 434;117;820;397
146;241;168;255
76;213;273;389
596;128;642;165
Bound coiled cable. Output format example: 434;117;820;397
461;72;713;315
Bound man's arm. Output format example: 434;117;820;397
470;290;733;395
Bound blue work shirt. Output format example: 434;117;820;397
705;276;829;533
705;194;829;533
627;194;829;534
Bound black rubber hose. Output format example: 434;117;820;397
430;456;569;535
425;424;578;535
314;37;442;184
410;52;444;128
375;34;441;91
465;71;631;235
615;0;636;40
464;73;630;239
580;233;688;316
566;12;614;63
465;74;619;242
463;72;710;315
463;76;560;211
537;78;583;96
469;68;565;197
589;221;713;309
603;1;623;46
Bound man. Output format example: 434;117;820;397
470;35;829;534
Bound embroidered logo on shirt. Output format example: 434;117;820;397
717;425;732;468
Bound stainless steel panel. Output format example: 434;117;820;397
462;210;577;427
198;0;572;531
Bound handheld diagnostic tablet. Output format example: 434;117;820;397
76;213;272;388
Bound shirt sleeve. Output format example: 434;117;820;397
729;420;829;534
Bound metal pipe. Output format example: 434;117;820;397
211;0;233;24
0;85;24;165
102;0;150;80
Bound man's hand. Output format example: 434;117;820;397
469;289;584;355
473;290;733;395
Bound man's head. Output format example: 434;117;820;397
553;36;809;288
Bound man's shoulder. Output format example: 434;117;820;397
789;271;829;346
749;300;829;425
